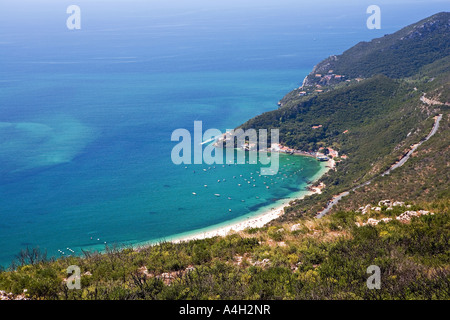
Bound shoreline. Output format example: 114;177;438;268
139;159;332;247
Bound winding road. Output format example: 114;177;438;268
316;113;443;219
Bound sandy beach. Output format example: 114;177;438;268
162;159;332;244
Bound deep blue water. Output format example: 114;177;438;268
0;0;447;267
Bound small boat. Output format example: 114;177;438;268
214;194;221;197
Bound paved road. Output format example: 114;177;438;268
316;114;443;219
382;114;442;176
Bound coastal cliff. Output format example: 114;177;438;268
299;12;450;89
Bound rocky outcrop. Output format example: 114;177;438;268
0;290;28;300
355;201;434;226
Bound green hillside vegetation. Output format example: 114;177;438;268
0;12;449;300
0;199;448;300
241;75;431;186
282;55;449;220
331;112;449;213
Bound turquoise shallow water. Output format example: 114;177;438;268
0;70;322;267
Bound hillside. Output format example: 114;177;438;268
234;12;449;222
281;53;449;221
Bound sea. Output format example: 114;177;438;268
0;0;447;267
